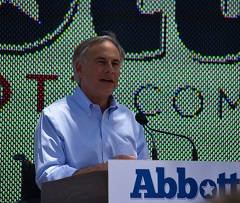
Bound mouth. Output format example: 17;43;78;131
100;79;114;83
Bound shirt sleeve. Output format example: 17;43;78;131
34;111;78;189
136;124;151;160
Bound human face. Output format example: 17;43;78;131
75;40;121;103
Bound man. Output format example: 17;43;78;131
34;33;150;189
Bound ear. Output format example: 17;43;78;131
75;60;84;78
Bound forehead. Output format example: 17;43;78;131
87;40;120;61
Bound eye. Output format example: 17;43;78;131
112;62;120;67
98;60;105;64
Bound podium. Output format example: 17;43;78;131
41;171;108;203
41;161;240;203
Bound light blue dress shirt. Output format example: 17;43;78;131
34;86;150;188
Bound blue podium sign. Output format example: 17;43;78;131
109;160;240;203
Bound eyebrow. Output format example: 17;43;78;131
96;57;120;63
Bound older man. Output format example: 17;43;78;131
34;33;150;189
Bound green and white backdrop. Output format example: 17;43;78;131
0;0;239;202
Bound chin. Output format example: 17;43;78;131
102;89;114;97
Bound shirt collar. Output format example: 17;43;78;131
73;85;118;115
108;94;118;109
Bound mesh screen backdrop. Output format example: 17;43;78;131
0;0;239;202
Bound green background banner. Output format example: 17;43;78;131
0;0;239;202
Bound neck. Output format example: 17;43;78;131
79;85;112;113
96;98;109;113
87;95;110;113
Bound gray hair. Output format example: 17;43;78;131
72;32;125;85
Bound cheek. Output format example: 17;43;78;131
115;72;120;81
86;69;98;80
114;73;120;87
115;70;120;78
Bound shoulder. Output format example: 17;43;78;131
114;102;138;122
42;95;74;117
116;103;134;114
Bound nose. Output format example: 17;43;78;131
105;62;114;73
